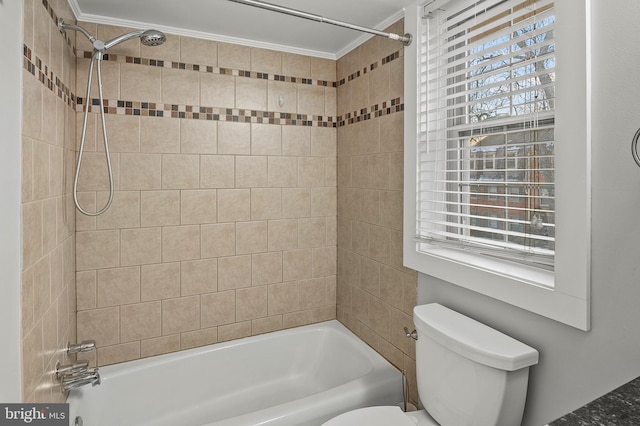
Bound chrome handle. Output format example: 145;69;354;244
56;360;89;380
404;327;418;340
67;340;96;355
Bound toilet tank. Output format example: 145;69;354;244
413;304;539;426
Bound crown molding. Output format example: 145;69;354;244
70;12;336;59
63;0;407;60
335;8;406;59
65;0;83;20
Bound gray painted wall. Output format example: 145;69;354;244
0;0;24;402
417;1;640;425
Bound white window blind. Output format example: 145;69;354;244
417;0;556;267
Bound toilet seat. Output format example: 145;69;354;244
322;406;438;426
322;406;417;426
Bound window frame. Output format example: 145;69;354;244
403;0;591;330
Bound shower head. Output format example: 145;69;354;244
103;29;167;50
58;20;167;51
140;30;167;46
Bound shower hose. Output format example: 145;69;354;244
74;49;115;216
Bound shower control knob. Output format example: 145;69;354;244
67;340;97;355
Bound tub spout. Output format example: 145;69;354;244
60;368;101;392
57;360;101;392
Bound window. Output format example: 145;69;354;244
419;0;556;267
404;0;591;330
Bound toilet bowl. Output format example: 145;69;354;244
322;304;539;426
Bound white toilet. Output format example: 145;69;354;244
323;303;539;426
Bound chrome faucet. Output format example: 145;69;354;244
56;361;101;392
56;340;101;392
60;368;101;391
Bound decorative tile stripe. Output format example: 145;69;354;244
23;44;77;109
78;50;337;88
23;37;402;129
337;97;404;126
337;50;402;87
75;47;401;90
76;98;337;127
23;39;401;129
40;0;74;51
73;95;404;128
381;50;402;66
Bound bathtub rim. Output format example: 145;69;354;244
72;320;392;381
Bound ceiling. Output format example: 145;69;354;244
68;0;414;59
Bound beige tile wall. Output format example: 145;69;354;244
74;23;337;366
21;0;78;403
336;20;419;405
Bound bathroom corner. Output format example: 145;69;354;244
336;18;419;406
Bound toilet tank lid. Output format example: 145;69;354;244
413;304;539;371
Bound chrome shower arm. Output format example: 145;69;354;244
57;19;96;43
102;30;146;50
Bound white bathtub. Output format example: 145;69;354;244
67;320;403;426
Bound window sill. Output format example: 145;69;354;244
404;241;589;330
416;243;554;289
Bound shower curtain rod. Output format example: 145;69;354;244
227;0;412;46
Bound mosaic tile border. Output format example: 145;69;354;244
74;95;403;128
337;97;404;126
338;50;402;87
75;98;338;127
78;50;337;88
25;18;406;130
24;38;403;129
75;47;402;91
23;44;77;109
